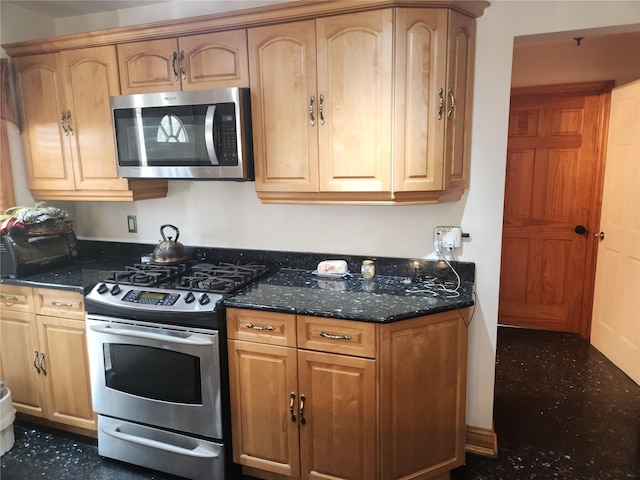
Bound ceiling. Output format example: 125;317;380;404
3;0;171;18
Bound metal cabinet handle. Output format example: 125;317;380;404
299;394;306;425
245;322;275;331
61;111;69;135
437;87;444;120
289;392;297;422
51;301;73;308
179;50;186;80
447;88;455;120
319;94;325;125
66;110;74;135
309;95;316;126
172;51;179;81
39;352;47;376
33;350;41;374
319;331;351;341
0;295;19;301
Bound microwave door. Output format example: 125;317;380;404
204;105;220;166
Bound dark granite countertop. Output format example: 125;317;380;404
223;268;474;323
1;241;475;323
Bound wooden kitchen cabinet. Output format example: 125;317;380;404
227;310;377;480
249;7;476;205
117;29;249;94
249;10;393;202
13;47;167;201
0;284;96;431
227;308;468;480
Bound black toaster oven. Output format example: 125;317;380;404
0;232;78;278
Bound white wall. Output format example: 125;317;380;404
2;0;640;433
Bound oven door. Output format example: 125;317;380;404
86;315;222;439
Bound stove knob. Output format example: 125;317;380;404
198;293;210;305
97;283;108;294
111;285;121;295
184;292;195;304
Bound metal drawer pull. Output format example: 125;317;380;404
245;323;274;331
0;295;19;301
319;331;351;341
299;394;306;425
39;352;47;376
319;94;325;125
309;95;316;126
437;87;444;120
289;392;297;422
33;350;41;374
447;88;455;119
51;301;73;307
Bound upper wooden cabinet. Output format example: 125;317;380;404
117;30;249;94
13;47;167;201
249;7;477;204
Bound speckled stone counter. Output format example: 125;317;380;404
1;240;475;322
224;267;474;322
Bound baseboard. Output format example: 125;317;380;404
465;424;498;457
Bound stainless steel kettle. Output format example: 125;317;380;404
152;224;188;263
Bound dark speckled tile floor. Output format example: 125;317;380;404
2;327;639;480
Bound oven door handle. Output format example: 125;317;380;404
100;424;219;459
89;325;213;346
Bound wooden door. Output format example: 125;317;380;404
316;9;393;193
0;311;47;417
180;30;249;90
13;54;75;191
37;315;96;430
61;46;129;192
590;79;640;384
227;339;300;477
297;350;376;480
499;82;612;335
248;20;319;194
394;8;448;192
117;38;181;94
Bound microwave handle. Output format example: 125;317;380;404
205;105;220;166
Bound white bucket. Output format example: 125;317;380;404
0;385;16;456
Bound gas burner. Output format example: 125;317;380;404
177;262;268;293
104;262;192;287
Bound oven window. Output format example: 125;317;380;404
104;344;202;404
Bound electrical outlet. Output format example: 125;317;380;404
127;215;137;233
434;226;462;249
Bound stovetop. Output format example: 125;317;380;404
84;260;270;328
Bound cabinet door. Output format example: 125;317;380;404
394;9;448;192
248;20;319;194
0;311;47;417
443;11;475;191
60;46;130;192
117;38;181;94
180;30;249;90
13;54;75;191
316;10;393;193
228;339;300;477
37;315;96;430
298;350;377;480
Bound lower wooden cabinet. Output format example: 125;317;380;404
227;307;468;480
0;284;96;431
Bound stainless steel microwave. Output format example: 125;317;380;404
110;87;253;180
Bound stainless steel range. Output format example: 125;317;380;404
85;260;268;480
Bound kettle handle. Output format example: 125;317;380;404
160;224;179;242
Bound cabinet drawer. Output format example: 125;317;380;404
0;284;34;313
226;308;296;347
297;316;376;358
35;288;84;320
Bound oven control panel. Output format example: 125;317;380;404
122;289;180;306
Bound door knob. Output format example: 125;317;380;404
594;231;605;240
574;225;587;235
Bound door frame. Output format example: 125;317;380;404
501;81;613;338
